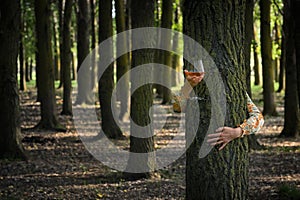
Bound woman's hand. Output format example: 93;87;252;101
207;127;242;150
184;70;204;87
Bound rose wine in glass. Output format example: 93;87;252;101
184;59;205;77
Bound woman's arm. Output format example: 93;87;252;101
173;70;204;113
239;93;264;136
207;93;264;150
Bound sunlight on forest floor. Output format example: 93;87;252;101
0;88;299;199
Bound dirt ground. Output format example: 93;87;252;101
0;91;299;200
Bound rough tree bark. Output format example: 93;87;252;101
34;0;65;131
76;0;92;105
98;0;123;139
183;0;250;199
61;0;73;115
125;0;156;180
0;0;26;159
260;0;277;115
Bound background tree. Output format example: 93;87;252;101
61;0;73;115
19;0;27;91
98;0;123;139
90;0;97;90
125;0;156;180
115;0;130;120
75;0;92;105
160;0;173;104
280;0;300;137
260;0;277;115
183;0;250;198
34;0;64;130
0;0;26;159
245;0;254;97
253;25;261;86
58;0;64;88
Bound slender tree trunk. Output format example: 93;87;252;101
253;25;260;85
52;8;60;81
34;0;65;131
161;0;173;104
90;0;97;91
244;0;254;97
260;0;276;115
183;0;249;199
29;58;33;81
76;0;92;105
274;21;281;82
19;2;27;91
0;0;26;159
281;0;300;137
25;58;30;82
58;0;64;89
125;0;156;180
116;0;130;120
277;34;285;92
171;6;180;87
98;0;123;139
61;0;73;115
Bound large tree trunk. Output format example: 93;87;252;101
125;0;156;180
0;0;26;159
260;0;277;115
98;0;123;139
161;0;173;104
61;0;73;115
115;0;130;121
76;0;92;105
295;0;300;110
183;0;249;199
281;0;300;137
34;0;65;131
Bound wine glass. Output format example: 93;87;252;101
188;59;206;101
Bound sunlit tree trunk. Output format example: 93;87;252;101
183;0;249;198
260;0;276;115
0;0;26;159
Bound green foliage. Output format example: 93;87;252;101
278;184;300;200
22;0;36;61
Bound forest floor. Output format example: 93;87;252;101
0;89;300;200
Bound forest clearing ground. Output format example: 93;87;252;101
0;89;299;199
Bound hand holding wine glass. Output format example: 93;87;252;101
184;60;205;87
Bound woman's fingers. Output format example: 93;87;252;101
207;137;219;143
207;133;222;138
218;142;227;151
